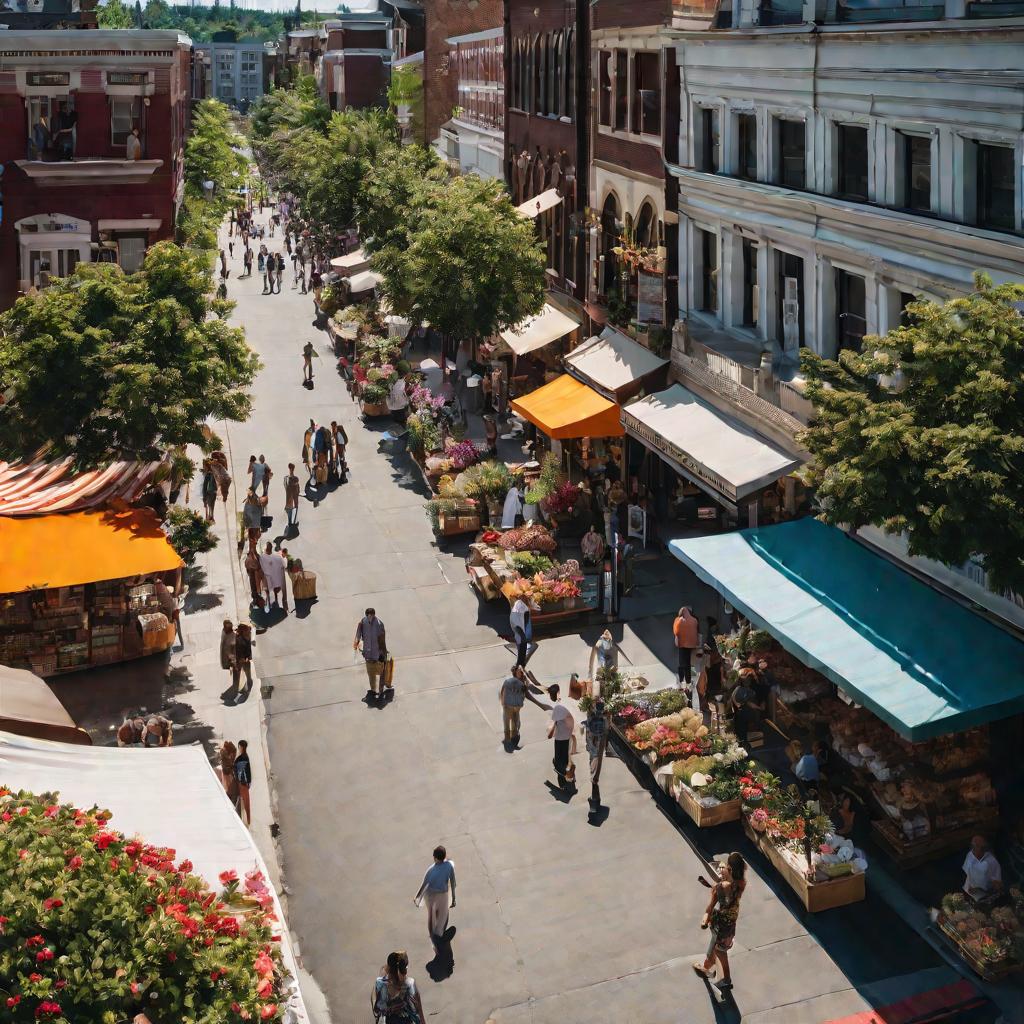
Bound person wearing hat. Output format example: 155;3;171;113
582;698;611;812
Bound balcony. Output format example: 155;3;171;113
14;157;163;187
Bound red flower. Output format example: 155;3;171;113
260;1005;278;1020
2;811;12;822
109;857;120;871
26;935;45;948
28;973;42;983
130;982;140;995
125;841;142;857
34;1000;62;1018
43;898;63;910
178;859;193;874
256;978;273;998
54;981;66;991
66;855;83;871
94;832;117;850
43;805;59;819
0;915;8;933
36;948;55;962
219;869;238;884
7;996;20;1008
167;951;177;962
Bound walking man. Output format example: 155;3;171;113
353;608;388;700
303;340;315;383
582;698;610;812
413;846;456;948
546;684;575;788
498;665;549;750
673;605;700;692
257;454;272;497
284;462;300;532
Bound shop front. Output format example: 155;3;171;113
621;383;802;531
15;213;92;291
0;509;183;675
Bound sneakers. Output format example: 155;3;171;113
715;979;733;991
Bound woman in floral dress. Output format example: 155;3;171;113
694;852;747;991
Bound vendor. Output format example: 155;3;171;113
581;525;605;566
501;483;524;529
790;740;820;788
962;835;1002;898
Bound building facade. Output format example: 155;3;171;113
0;30;191;310
193;37;265;109
0;0;97;30
433;27;504;179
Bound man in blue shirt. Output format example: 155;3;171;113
413;845;456;946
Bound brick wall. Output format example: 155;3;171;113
595;132;664;180
423;0;503;147
592;0;671;30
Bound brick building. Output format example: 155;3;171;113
423;0;502;152
0;30;191;310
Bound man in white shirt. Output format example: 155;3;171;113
546;684;575;787
963;835;1002;898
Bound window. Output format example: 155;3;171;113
900;133;931;213
631;52;660;137
698;107;719;173
741;238;758;327
117;235;146;273
775;118;805;189
108;71;146;86
598;50;612;127
614;50;628;132
775;251;805;349
975;143;1016;231
565;27;574;121
899;291;916;327
836;269;867;352
110;96;140;146
736;113;757;180
836;124;868;200
27;71;69;87
697;228;718;314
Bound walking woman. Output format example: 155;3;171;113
233;739;252;826
372;950;424;1024
413;846;456;947
694;852;747;991
219;740;239;809
201;460;218;523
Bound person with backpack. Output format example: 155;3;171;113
371;951;424;1024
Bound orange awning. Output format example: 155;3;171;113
511;374;624;440
0;509;183;594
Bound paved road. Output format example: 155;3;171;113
220;215;945;1023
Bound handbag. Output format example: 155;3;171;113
381;654;395;689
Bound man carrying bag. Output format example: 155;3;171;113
353;608;393;702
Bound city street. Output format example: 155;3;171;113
214;215;955;1023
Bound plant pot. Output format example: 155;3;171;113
487;499;502;523
360;400;389;417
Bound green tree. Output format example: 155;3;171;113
97;0;134;27
0;242;261;469
142;0;172;27
799;275;1024;592
184;99;247;214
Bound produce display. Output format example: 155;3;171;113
671;740;751;806
506;559;582;606
938;889;1024;980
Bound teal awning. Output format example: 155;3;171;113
670;519;1024;741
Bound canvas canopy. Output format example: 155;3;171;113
515;188;562;219
565;327;668;397
511;374;624;439
500;303;580;356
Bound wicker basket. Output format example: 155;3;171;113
290;570;317;600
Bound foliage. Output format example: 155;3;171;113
525;452;562;505
423;497;458;533
0;242;260;469
741;771;832;865
799;277;1024;592
166;505;218;566
458;460;517;504
184;100;247;219
717;626;773;661
0;786;289;1023
98;0;135;28
140;0;319;41
360;380;389;405
542;480;582;516
509;552;554;577
388;62;421;106
405;413;441;455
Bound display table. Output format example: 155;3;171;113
676;782;742;828
870;811;999;869
742;816;866;912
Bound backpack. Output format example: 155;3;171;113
373;978;419;1024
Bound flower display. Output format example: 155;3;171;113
444;439;480;471
0;787;289;1024
626;709;710;763
540;480;581;516
939;889;1024;968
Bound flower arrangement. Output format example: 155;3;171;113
741;771;833;866
626;709;710;763
615;703;650;727
445;439;480;471
509;552;554;577
0;787;290;1023
409;384;447;414
507;573;581;608
541;480;581;516
495;523;557;553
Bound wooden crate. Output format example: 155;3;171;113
742;817;866;912
439;512;481;536
676;783;742;828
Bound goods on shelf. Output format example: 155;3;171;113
937;889;1024;981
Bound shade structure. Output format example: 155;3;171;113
500;303;580;356
0;665;90;744
0;458;162;515
0;508;182;594
565;327;668;398
622;384;799;506
515;188;563;219
512;374;624;439
670;519;1024;740
347;269;382;294
330;250;369;276
0;732;306;1018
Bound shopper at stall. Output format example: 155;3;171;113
730;671;758;748
501;482;523;529
790;739;821;790
582;698;610;812
546;684;575;788
354;608;388;699
703;617;723;695
234;739;252;826
588;629;618;682
694;852;746;990
116;716;146;746
413;846;456;947
673;606;700;691
581;525;606;566
962;836;1002;899
143;714;173;747
387;376;410;424
607;481;628;537
498;665;549;750
509;597;535;669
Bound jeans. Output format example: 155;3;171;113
553;738;570;781
232;659;253;690
677;646;693;686
286;506;297;527
514;628;536;669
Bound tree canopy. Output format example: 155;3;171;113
184;99;247;216
97;0;135;27
799;276;1024;592
0;242;260;469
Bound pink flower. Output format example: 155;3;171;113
256;978;273;998
43;805;59;819
131;982;140;994
260;1005;278;1020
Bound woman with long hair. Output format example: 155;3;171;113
371;950;424;1023
694;852;747;991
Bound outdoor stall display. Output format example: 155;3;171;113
0;509;183;676
740;770;868;912
936;889;1024;981
351;335;408;418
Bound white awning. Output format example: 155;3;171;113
622;384;801;506
0;732;307;1019
565;327;668;398
515;188;563;219
330;250;369;276
500;302;579;355
347;269;382;293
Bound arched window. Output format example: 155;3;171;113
565;27;574;120
635;201;656;249
600;192;622;296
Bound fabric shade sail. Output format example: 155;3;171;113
500;303;580;356
0;665;91;744
515;188;563;219
565;327;668;398
512;374;624;439
0;509;182;594
347;269;381;293
330;250;369;275
670;518;1024;741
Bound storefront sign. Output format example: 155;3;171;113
636;271;663;325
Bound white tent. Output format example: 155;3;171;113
0;732;306;1021
499;303;580;356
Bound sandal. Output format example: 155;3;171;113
692;962;716;978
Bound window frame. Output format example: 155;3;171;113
110;95;140;148
735;111;757;181
614;49;628;132
975;141;1016;232
835;122;869;201
774;116;806;190
631;50;660;138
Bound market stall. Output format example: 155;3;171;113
0;509;183;675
